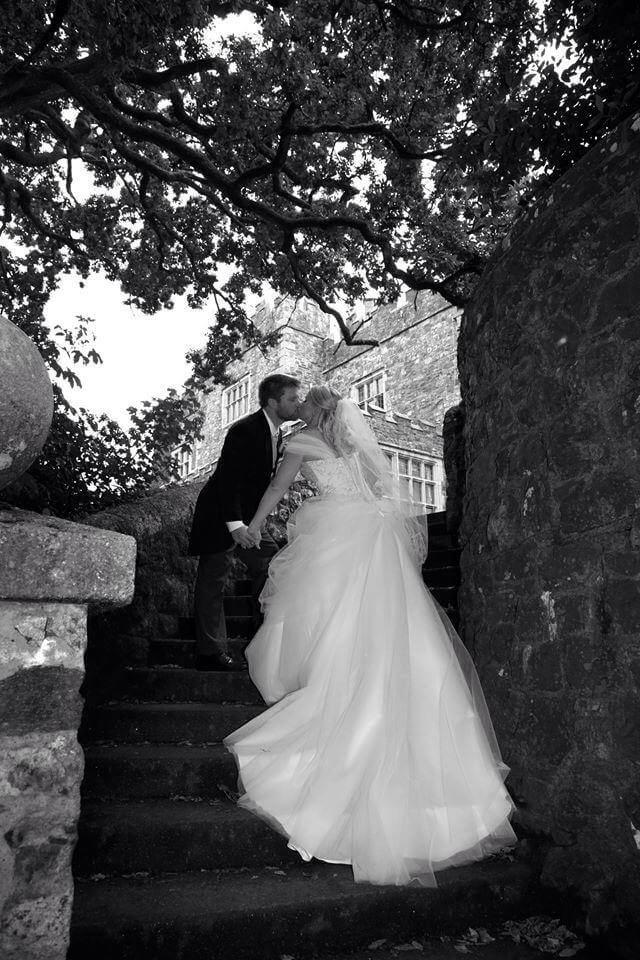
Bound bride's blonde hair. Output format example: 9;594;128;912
307;384;343;447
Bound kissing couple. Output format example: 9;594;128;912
189;373;516;886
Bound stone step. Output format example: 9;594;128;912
81;702;263;745
89;667;262;705
222;594;253;617
227;578;252;596
69;859;536;960
175;614;253;641
428;585;459;608
74;799;300;877
81;743;237;800
149;636;248;668
426;531;456;552
422;565;461;589
308;937;550;960
423;546;460;570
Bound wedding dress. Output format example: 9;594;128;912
224;414;516;887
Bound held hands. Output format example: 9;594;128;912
230;523;261;549
246;522;261;548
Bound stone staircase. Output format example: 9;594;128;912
421;511;461;628
69;513;536;959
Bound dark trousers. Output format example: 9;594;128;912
193;534;279;655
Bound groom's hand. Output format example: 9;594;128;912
230;525;255;549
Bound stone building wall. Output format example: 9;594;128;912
181;290;461;513
324;290;461;426
456;114;640;947
192;298;333;476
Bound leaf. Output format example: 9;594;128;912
367;940;387;949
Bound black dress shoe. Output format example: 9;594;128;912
195;651;245;672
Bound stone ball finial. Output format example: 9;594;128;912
0;314;54;491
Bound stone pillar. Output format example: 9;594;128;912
0;316;136;959
457;114;640;948
0;513;135;960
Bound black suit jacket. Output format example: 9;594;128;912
188;410;274;556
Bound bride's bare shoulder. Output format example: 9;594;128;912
286;430;336;460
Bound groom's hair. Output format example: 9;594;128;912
259;374;301;407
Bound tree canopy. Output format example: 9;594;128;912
1;0;638;514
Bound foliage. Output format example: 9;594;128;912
1;382;204;517
0;0;638;514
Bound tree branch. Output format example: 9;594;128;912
289;120;443;162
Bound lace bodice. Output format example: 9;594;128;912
300;457;361;499
286;433;361;499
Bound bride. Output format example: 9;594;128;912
224;385;516;886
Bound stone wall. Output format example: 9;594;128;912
457;115;640;949
193;299;333;476
84;483;202;673
325;289;461;428
184;290;461;488
0;509;134;959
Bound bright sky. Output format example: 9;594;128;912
46;274;216;426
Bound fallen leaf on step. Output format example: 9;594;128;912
367;939;387;949
500;916;584;955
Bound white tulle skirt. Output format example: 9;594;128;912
224;496;516;886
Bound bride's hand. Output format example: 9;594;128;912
247;522;261;547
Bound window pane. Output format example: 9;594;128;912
412;480;423;501
424;463;434;481
354;373;385;410
224;378;249;425
398;456;409;475
424;484;435;504
410;460;421;477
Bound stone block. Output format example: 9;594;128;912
0;316;53;492
0;665;83;735
0;509;136;610
0;602;86;682
0;733;82;960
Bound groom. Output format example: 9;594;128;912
188;373;302;670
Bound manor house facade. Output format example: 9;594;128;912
175;289;461;513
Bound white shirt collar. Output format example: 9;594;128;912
262;407;280;438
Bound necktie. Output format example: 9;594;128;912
272;428;283;476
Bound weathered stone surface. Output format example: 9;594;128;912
0;509;135;957
84;483;202;671
0;508;136;609
458;113;640;949
0;602;86;681
0;666;84;735
0;732;82;960
0;316;53;492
